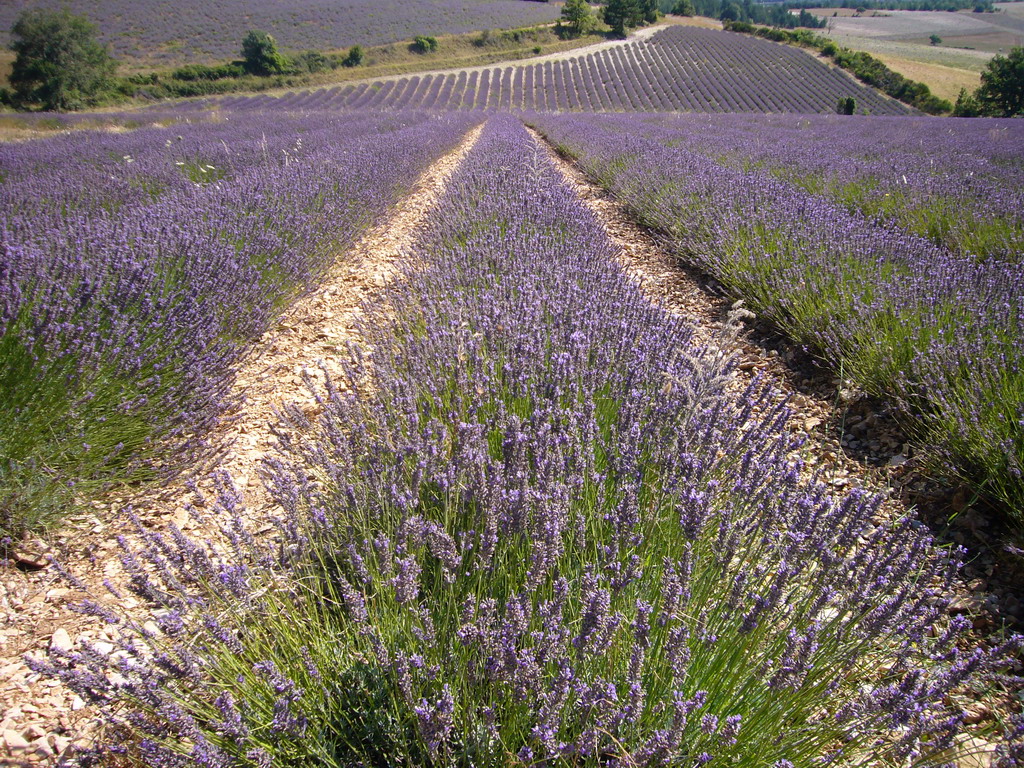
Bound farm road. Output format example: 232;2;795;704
0;122;484;766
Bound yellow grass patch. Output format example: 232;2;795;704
872;53;982;102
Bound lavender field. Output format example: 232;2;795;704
0;0;561;68
2;29;1024;763
18;113;1022;768
0;110;476;537
531;111;1024;522
201;27;910;115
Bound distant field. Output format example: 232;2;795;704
209;27;909;114
0;0;562;69
805;6;1024;99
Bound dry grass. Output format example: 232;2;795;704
872;53;982;101
662;14;725;30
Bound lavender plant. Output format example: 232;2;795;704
638;112;1024;261
0;110;477;537
529;112;1024;524
34;117;1021;767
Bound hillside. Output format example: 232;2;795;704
0;0;561;69
206;26;910;114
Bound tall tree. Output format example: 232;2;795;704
241;30;288;76
561;0;594;36
640;0;660;23
8;9;116;111
603;0;643;36
975;46;1024;116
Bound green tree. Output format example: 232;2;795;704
640;0;660;23
720;2;743;21
671;0;696;16
561;0;594;36
975;46;1024;116
8;9;116;111
603;0;643;36
343;45;364;67
929;33;942;45
241;30;287;76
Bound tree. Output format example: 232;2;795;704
836;96;856;114
671;0;695;16
342;45;364;67
603;0;642;36
561;0;594;36
720;2;743;22
8;9;116;111
975;46;1024;116
929;33;942;45
241;30;287;76
640;0;659;24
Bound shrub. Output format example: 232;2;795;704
836;95;856;114
410;35;439;54
171;62;244;81
8;8;117;111
241;30;287;76
342;44;364;67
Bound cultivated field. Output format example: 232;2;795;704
1;16;1023;768
811;5;1024;98
0;0;561;68
202;27;910;114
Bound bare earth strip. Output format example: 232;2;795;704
0;122;484;767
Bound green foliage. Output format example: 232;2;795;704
291;50;332;74
836;96;856;114
560;0;595;36
171;62;244;81
821;40;838;56
603;0;643;36
8;8;117;111
342;44;364;67
929;33;942;45
671;0;696;15
975;46;1024;117
720;1;743;20
952;86;983;116
241;30;287;76
410;35;439;54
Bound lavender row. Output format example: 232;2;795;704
0;110;477;537
36;116;1021;766
0;0;560;68
531;112;1024;520
211;27;909;115
623;112;1024;261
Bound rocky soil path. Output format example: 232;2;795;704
0;122;484;767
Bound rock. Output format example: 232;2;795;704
887;454;908;467
804;417;822;431
49;628;73;654
70;696;86;712
3;729;30;752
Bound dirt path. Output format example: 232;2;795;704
0;122;484;767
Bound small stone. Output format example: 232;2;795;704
3;729;30;752
49;628;73;653
887;454;908;467
803;417;822;431
71;696;86;712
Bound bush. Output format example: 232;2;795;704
821;40;838;56
410;35;439;54
836;95;856;114
241;30;287;76
172;62;244;81
342;45;364;67
291;50;332;74
8;8;117;111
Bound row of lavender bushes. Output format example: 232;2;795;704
530;112;1024;524
0;110;476;539
646;113;1024;262
35;117;1021;766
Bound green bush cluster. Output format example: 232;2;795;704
411;35;440;54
